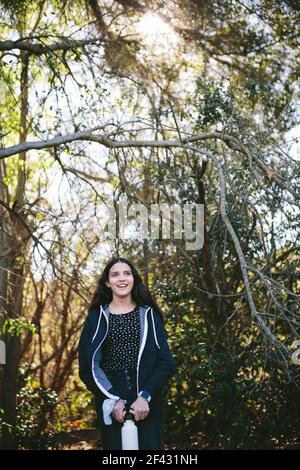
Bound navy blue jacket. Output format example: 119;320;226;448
78;304;177;421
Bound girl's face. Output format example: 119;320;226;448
105;262;134;299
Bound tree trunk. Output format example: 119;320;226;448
0;51;30;449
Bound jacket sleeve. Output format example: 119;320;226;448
143;311;177;397
78;313;98;393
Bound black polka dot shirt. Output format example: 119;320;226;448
101;306;140;373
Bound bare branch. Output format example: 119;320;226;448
1;127;298;204
188;145;291;358
0;38;105;55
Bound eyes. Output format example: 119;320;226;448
111;272;132;277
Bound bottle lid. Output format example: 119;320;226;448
124;410;135;421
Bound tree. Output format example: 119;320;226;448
0;0;299;448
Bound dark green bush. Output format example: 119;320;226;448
16;377;59;449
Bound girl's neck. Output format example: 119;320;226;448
109;297;136;313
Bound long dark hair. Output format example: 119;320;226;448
88;257;164;320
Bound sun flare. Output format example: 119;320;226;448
136;12;178;47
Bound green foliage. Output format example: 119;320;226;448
1;0;299;451
0;407;13;442
0;0;31;17
55;388;95;432
164;328;300;449
1;318;36;337
160;282;300;449
16;375;59;449
195;80;234;129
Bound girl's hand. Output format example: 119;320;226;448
111;399;126;423
129;396;150;421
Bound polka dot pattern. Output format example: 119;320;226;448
101;306;140;372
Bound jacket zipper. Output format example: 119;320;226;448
92;305;102;342
136;306;151;394
151;308;160;349
91;306;120;400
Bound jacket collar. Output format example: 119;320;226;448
101;303;149;319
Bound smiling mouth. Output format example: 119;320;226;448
117;285;128;288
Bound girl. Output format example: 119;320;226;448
78;257;177;450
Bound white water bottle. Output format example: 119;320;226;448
121;413;139;450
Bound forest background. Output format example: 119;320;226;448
0;0;299;450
